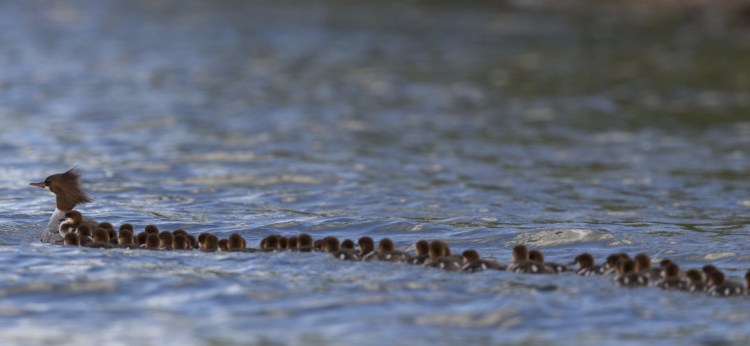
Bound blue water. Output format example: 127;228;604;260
1;1;750;345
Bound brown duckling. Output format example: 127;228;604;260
574;253;605;276
278;236;288;251
186;234;199;249
461;249;505;272
507;245;548;274
528;249;568;273
603;253;630;275
287;236;298;250
107;228;118;245
63;232;80;246
218;239;229;252
685;269;706;293
201;234;219;252
159;231;174;250
423;240;461;271
136;232;148;248
341;239;355;251
261;235;279;252
144;233;161;250
77;224;93;246
615;259;649;287
358;236;375;260
409;239;430;265
227;233;255;252
322;236;340;253
706;271;744;297
633;253;661;282
332;238;359;261
117;229;138;249
119;223;134;233
657;262;685;290
376;238;410;263
86;227;114;249
58;210;83;237
172;234;190;250
144;224;159;235
297;233;314;252
313;239;324;252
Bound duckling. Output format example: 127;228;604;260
119;223;134;233
297;233;314;252
218;239;229;252
144;224;159;235
409;239;430;265
357;236;376;260
507;245;548;274
461;249;505;272
332;238;359;261
633;253;661;283
528;249;568;273
186;234;199;249
287;236;298;250
63;232;80;246
159;231;174;250
198;232;210;248
657;263;685;290
313;239;324;252
685;269;706;293
277;236;288;251
706;271;744;297
86;227;114;249
117;229;138;249
135;232;148;248
97;222;114;231
423;240;461;271
376;238;410;263
227;233;255;252
603;253;629;275
58;210;83;237
144;233;161;250
172;234;189;250
261;235;279;252
201;234;219;252
107;228;118;245
76;224;93;246
573;253;606;276
322;236;340;253
615;259;649;287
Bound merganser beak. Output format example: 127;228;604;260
30;182;46;188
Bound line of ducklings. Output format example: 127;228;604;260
59;211;749;298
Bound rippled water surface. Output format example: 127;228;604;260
1;1;750;345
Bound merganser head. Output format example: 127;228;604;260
415;240;429;256
529;249;545;263
341;239;355;251
218;239;228;251
618;259;636;275
159;231;173;249
136;232;148;246
512;245;529;263
298;233;314;249
707;271;725;288
145;233;160;249
574;253;595;269
462;249;480;264
287;236;298;250
323;236;340;253
119;224;134;233
30;167;93;211
358;236;374;255
428;240;444;258
228;233;245;250
93;227;110;243
278;236;288;250
663;263;680;279
173;234;188;250
633;253;651;272
201;234;218;251
378;238;394;254
144;225;159;235
118;229;134;245
63;211;84;225
685;269;703;284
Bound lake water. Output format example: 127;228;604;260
1;1;749;345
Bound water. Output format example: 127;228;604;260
1;0;750;344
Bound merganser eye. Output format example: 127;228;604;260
44;178;50;185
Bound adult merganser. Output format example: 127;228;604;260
30;168;96;244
